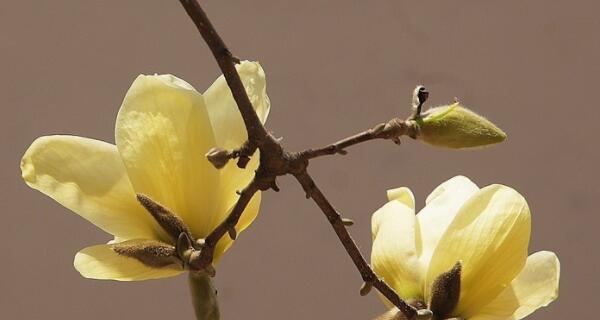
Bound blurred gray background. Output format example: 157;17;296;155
1;1;597;319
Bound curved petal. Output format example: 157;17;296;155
21;135;165;241
425;184;531;317
203;60;270;150
74;241;183;281
471;251;560;320
115;74;219;238
417;176;479;267
371;187;424;302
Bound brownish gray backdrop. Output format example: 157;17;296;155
1;1;597;319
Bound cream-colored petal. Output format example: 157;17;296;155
115;74;219;238
212;191;261;263
425;184;531;317
74;241;183;281
387;187;415;208
471;251;560;320
417;176;479;267
372;188;423;302
203;60;270;150
21;135;164;241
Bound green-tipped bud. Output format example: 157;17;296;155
416;102;506;149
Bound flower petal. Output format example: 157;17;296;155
115;74;219;238
21;135;164;241
203;60;270;150
417;176;479;267
372;187;423;302
425;184;531;317
74;241;183;281
471;251;560;320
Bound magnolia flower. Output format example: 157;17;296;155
21;61;270;281
371;176;559;320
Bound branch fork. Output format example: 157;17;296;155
176;1;435;319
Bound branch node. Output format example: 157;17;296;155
227;226;237;240
205;147;232;169
341;218;354;226
236;155;251;168
177;0;417;317
359;281;374;296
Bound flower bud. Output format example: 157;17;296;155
205;147;231;169
111;240;181;269
416;103;506;149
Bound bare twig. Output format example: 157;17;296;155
192;179;260;270
178;0;268;146
300;118;416;160
294;171;416;318
177;1;418;319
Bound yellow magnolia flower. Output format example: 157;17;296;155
21;61;270;281
371;176;560;320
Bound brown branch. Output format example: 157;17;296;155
178;0;268;145
294;171;416;319
193;179;260;270
300;118;415;160
177;1;418;319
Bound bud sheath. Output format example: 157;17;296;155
417;103;506;149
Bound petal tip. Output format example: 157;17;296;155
425;175;479;204
386;187;415;209
20;136;55;185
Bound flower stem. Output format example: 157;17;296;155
188;273;220;320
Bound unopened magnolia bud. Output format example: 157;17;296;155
417;103;506;148
137;194;193;243
205;147;231;169
429;262;462;319
111;240;181;269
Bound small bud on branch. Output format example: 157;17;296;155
205;147;232;169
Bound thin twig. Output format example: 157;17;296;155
195;179;260;268
300;118;413;160
294;171;416;318
177;1;418;319
178;0;268;145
